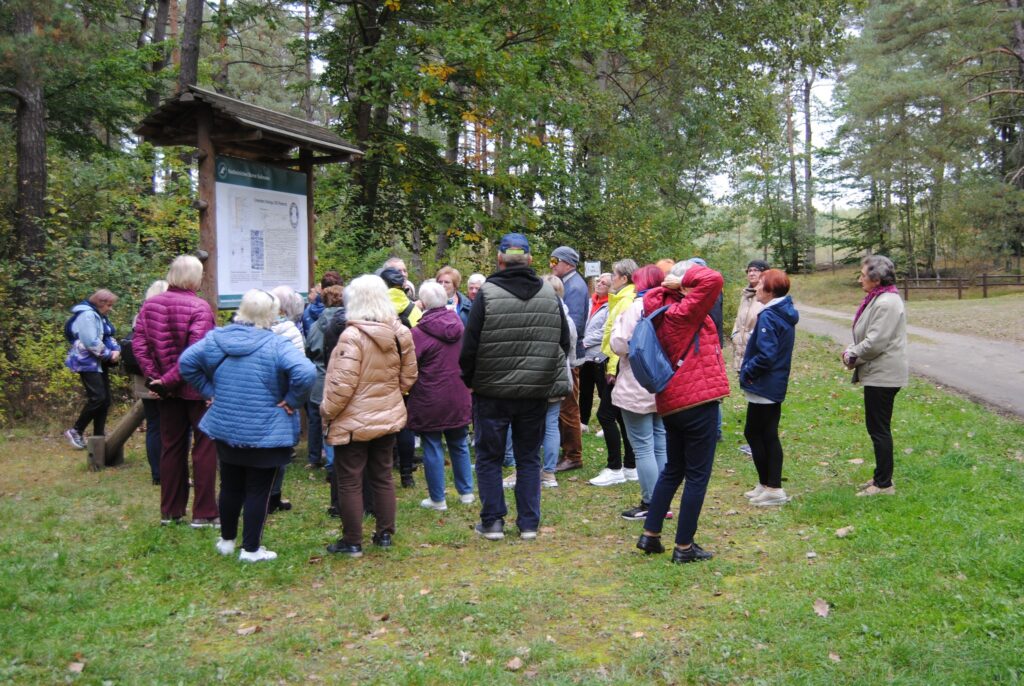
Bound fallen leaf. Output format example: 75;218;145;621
419;588;431;596
540;526;557;534
818;461;830;466
506;656;524;671
847;458;864;465
237;625;261;636
308;555;323;564
835;526;854;538
806;551;818;559
462;615;475;624
524;669;539;678
631;631;645;638
829;652;841;662
904;447;914;454
218;609;244;616
724;509;739;516
68;662;85;673
285;612;298;619
546;635;556;643
458;650;473;664
813;598;830;618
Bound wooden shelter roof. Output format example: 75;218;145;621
135;85;362;162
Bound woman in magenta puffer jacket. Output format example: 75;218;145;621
406;282;474;511
133;255;218;527
635;261;730;564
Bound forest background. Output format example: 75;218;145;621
1;0;1022;423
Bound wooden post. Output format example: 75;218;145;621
902;277;909;301
300;148;315;290
957;277;962;300
87;400;145;470
196;104;218;311
982;273;988;298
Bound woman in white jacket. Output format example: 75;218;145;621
609;265;669;520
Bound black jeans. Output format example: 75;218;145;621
218;459;279;553
864;386;900;488
578;360;605;426
142;398;161;482
643;402;718;547
74;371;111;436
744;402;784;488
596;369;634;470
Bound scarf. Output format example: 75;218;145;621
853;284;899;330
589;292;608;318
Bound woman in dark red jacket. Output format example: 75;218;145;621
635;261;730;563
133;255;218;527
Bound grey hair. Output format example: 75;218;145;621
542;273;564;298
235;289;279;329
612;259;638;281
166;255;203;290
345;275;397;323
467;273;486;287
670;259;698;278
418;281;448;310
144;280;169;301
500;252;531;267
862;254;897;286
270;285;304;321
89;289;118;305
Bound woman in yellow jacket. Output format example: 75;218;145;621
589;259;638;487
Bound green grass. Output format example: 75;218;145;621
2;333;1023;684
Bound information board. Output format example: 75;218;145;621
214;156;308;309
584;261;601;278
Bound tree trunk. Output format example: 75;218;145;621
212;0;230;89
434;124;460;262
802;69;816;272
177;0;203;92
169;0;180;70
301;0;314;120
145;0;171;110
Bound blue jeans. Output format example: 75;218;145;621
620;409;666;503
143;398;161;482
543;401;561;473
473;395;546;531
306;401;323;465
421;426;474;502
503;427;515;467
324;444;334;469
643;402;718;547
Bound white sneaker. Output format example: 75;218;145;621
622;468;639;482
502;474;517;489
750;488;790;506
595;429;605;438
541;471;558;488
238;547;277;563
459;493;476;504
215;538;236;556
580;423;589;433
420;498;448;511
589;468;626;486
744;484;767;499
738;444;753;456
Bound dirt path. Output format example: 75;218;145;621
795;302;1024;418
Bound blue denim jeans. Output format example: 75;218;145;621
643;402;718;547
543;401;561;473
306;401;324;465
473;395;546;531
143;398;161;482
421;426;474;502
503;427;515;467
620;409;666;503
324;444;334;469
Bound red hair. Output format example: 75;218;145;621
632;265;665;292
759;269;790;298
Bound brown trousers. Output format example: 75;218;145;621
159;398;218;520
333;434;397;545
558;367;583;463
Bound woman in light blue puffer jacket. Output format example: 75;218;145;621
179;289;315;563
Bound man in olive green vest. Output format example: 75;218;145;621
460;232;571;541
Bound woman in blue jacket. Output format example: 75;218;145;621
179;289;315;563
739;269;799;507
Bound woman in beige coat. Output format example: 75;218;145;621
322;275;417;557
842;255;908;496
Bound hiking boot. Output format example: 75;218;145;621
589;468;626;486
371;532;393;548
400;474;415;489
238;547;277;563
636;533;665;554
856;484;895;497
64;428;86;450
474;519;505;541
672;542;713;564
268;494;292;513
621;501;650;521
326;541;363;557
540;471;558;488
555;459;583;472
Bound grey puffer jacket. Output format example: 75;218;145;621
581;302;608;363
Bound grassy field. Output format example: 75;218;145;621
2;333;1023;684
790;271;1024;343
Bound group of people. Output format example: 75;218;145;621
63;238;908;564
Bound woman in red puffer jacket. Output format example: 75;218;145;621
634;261;730;564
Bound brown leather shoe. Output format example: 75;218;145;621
555;459;583;472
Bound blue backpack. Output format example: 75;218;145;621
628;305;699;394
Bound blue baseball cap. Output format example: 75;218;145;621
499;232;531;255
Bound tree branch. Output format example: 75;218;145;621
0;87;26;104
967;88;1024;102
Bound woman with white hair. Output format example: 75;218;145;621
406;281;474;510
133;255;219;527
322;275;417;557
270;285;305;352
843;255;908;496
179;289;315;562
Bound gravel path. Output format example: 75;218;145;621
795;302;1024;418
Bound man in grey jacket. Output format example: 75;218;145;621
461;233;571;541
549;246;589;471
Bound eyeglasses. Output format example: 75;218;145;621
549;258;560;267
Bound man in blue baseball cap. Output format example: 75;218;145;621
460;232;571;541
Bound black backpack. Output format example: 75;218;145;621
63;311;82;345
119;330;143;376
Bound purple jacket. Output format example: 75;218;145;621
405;307;472;433
133;287;216;401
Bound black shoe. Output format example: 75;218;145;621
401;474;415;489
326;541;363;557
152;478;160;486
672;542;713;564
268;494;292;513
636;533;665;554
326;506;340;518
474;519;505;541
621;501;650;521
372;532;393;548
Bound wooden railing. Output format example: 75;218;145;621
897;274;1023;300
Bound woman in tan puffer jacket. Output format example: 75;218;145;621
322;275;417;558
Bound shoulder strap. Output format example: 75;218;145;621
646;304;699;367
